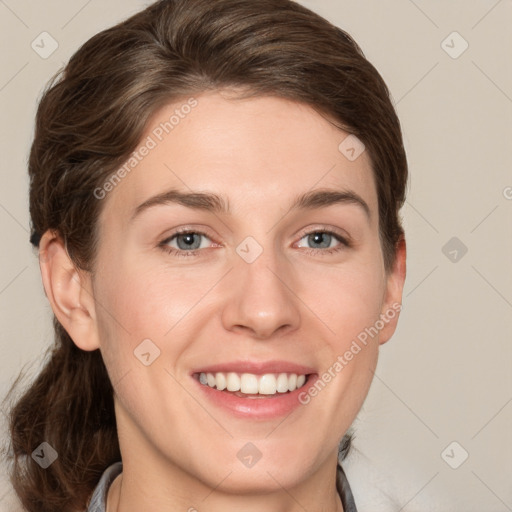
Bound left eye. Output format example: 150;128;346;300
296;231;344;250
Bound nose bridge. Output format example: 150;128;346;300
220;236;301;338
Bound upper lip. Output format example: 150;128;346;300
191;360;317;376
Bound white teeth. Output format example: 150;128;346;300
198;371;309;395
241;373;259;394
288;374;297;391
226;372;241;392
258;374;277;395
276;373;289;393
216;372;227;391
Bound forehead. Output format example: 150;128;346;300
102;90;378;224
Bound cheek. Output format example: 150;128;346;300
92;261;203;423
295;253;386;343
292;246;386;411
293;261;384;437
97;258;210;334
93;257;222;380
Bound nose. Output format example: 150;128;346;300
221;248;301;340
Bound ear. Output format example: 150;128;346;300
378;235;406;345
39;230;100;351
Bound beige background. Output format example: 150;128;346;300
1;1;511;510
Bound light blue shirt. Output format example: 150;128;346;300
86;461;122;512
87;460;358;511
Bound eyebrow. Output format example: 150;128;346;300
131;187;371;221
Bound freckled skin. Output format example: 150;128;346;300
47;90;406;512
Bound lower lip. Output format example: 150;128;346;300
193;375;318;420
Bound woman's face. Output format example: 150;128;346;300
83;91;405;492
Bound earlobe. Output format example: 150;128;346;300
379;235;407;345
39;230;100;351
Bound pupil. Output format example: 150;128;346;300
309;232;330;248
177;233;200;250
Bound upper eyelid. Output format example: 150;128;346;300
161;227;215;243
295;225;349;240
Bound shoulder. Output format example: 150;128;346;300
339;447;401;511
86;461;123;512
337;457;359;512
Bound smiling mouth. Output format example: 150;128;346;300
194;371;311;398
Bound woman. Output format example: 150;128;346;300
5;0;407;510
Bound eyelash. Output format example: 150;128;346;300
158;227;351;258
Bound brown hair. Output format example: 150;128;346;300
3;0;407;510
